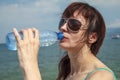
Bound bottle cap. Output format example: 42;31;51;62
57;32;64;40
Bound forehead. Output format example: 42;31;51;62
72;10;87;25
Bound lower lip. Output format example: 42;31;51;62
60;37;68;42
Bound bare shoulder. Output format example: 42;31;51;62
87;69;114;80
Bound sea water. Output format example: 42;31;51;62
0;33;120;80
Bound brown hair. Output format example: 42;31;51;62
57;2;106;80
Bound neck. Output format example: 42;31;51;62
68;45;96;75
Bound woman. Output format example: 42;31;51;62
13;2;117;80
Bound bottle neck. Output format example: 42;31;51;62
57;32;64;40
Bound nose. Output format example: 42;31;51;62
59;23;68;32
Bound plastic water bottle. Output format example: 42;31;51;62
6;30;64;51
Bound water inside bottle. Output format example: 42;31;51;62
6;30;63;50
6;32;17;50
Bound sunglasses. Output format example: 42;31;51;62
58;18;86;33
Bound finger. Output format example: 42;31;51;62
32;28;40;40
28;28;34;41
22;29;29;41
13;28;21;43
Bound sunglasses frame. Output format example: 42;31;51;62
59;18;87;33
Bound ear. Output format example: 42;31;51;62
88;32;98;44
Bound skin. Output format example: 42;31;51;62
13;12;114;80
13;28;42;80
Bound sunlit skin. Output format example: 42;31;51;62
13;28;42;80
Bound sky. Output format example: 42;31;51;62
0;0;120;43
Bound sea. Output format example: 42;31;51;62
0;28;120;80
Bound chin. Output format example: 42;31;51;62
59;42;70;51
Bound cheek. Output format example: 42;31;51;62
71;36;80;42
59;36;81;49
70;33;82;43
69;33;86;47
59;32;86;50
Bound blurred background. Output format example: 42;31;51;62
0;0;120;80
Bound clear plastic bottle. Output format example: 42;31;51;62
6;30;64;51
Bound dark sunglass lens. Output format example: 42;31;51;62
68;19;81;31
58;19;65;29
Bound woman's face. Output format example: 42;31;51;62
59;11;88;51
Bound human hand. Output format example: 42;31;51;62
13;28;40;70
